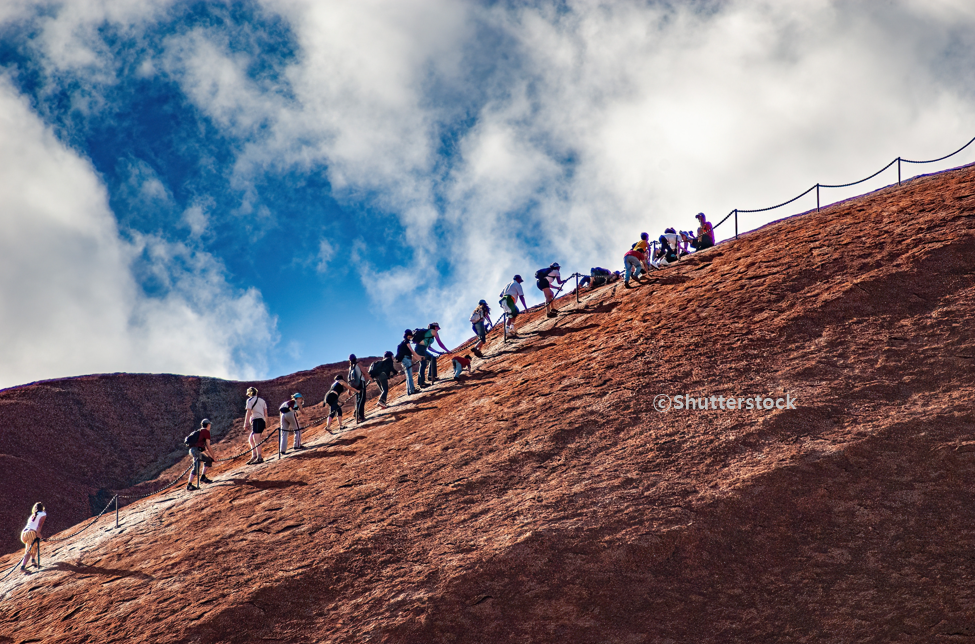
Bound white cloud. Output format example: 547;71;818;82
7;0;975;355
0;77;276;388
315;239;335;274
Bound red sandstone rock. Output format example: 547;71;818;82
0;165;974;642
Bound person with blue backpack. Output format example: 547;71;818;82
470;300;493;358
536;262;565;317
413;322;450;388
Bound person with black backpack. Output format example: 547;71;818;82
369;351;397;408
186;419;217;491
395;330;422;396
348;354;369;424
324;375;353;432
536;263;565;317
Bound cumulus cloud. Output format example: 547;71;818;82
0;77;275;388
6;0;975;355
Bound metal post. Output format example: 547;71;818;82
816;183;820;212
734;209;738;240
897;157;901;185
574;273;579;303
115;495;119;529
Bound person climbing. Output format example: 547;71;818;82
186;419;217;491
679;231;696;256
694;212;715;250
623;246;650;288
414;323;450;388
452;354;473;380
369;351;396;408
499;275;527;337
279;397;304;454
470;300;493;358
395;329;422;395
535;262;565;317
18;502;45;573
244;387;268;465
324;375;353;432
348;354;369;424
653;228;681;268
635;232;651;255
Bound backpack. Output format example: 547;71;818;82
534;267;551;280
183;429;202;448
348;365;363;388
279;400;294;413
411;328;428;346
591;267;611;277
367;360;383;378
470;307;484;324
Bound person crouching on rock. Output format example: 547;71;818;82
187;419;217;491
19;502;45;573
324;375;353;432
371;351;396;409
244;387;268;465
452;354;473;380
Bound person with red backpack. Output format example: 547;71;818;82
186;419;217;491
536;263;565;317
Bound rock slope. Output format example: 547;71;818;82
0;164;973;643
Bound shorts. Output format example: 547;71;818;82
536;277;550;290
189;446;213;466
251;417;266;434
21;529;38;556
326;395;342;418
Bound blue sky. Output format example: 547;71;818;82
2;0;975;388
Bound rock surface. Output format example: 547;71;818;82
1;165;974;643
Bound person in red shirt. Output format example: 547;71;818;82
187;419;217;491
695;212;715;249
623;246;650;288
452;354;473;380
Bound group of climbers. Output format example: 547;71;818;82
11;211;721;568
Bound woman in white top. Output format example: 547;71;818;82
19;502;46;572
244;387;268;465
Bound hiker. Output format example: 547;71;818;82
470;300;493;358
18;502;45;573
186;419;217;491
499;275;527;336
369;351;396;408
452;354;473;380
623;246;650;288
694;212;715;250
395;329;422;395
324;375;353;432
348;354;369;423
652;228;681;268
635;232;650;255
292;392;304;411
279;396;305;453
244;387;268;465
536;263;565;317
679;231;696;256
414;323;450;388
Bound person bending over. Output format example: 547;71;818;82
19;502;45;573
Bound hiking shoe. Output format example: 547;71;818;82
245;459;256;465
295;445;308;450
624;281;632;288
199;476;213;484
419;383;430;388
186;484;198;491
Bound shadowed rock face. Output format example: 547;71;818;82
1;165;974;643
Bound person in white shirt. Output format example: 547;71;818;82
499;275;528;336
19;502;46;572
244;387;268;465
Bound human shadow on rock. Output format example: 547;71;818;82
51;561;153;580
